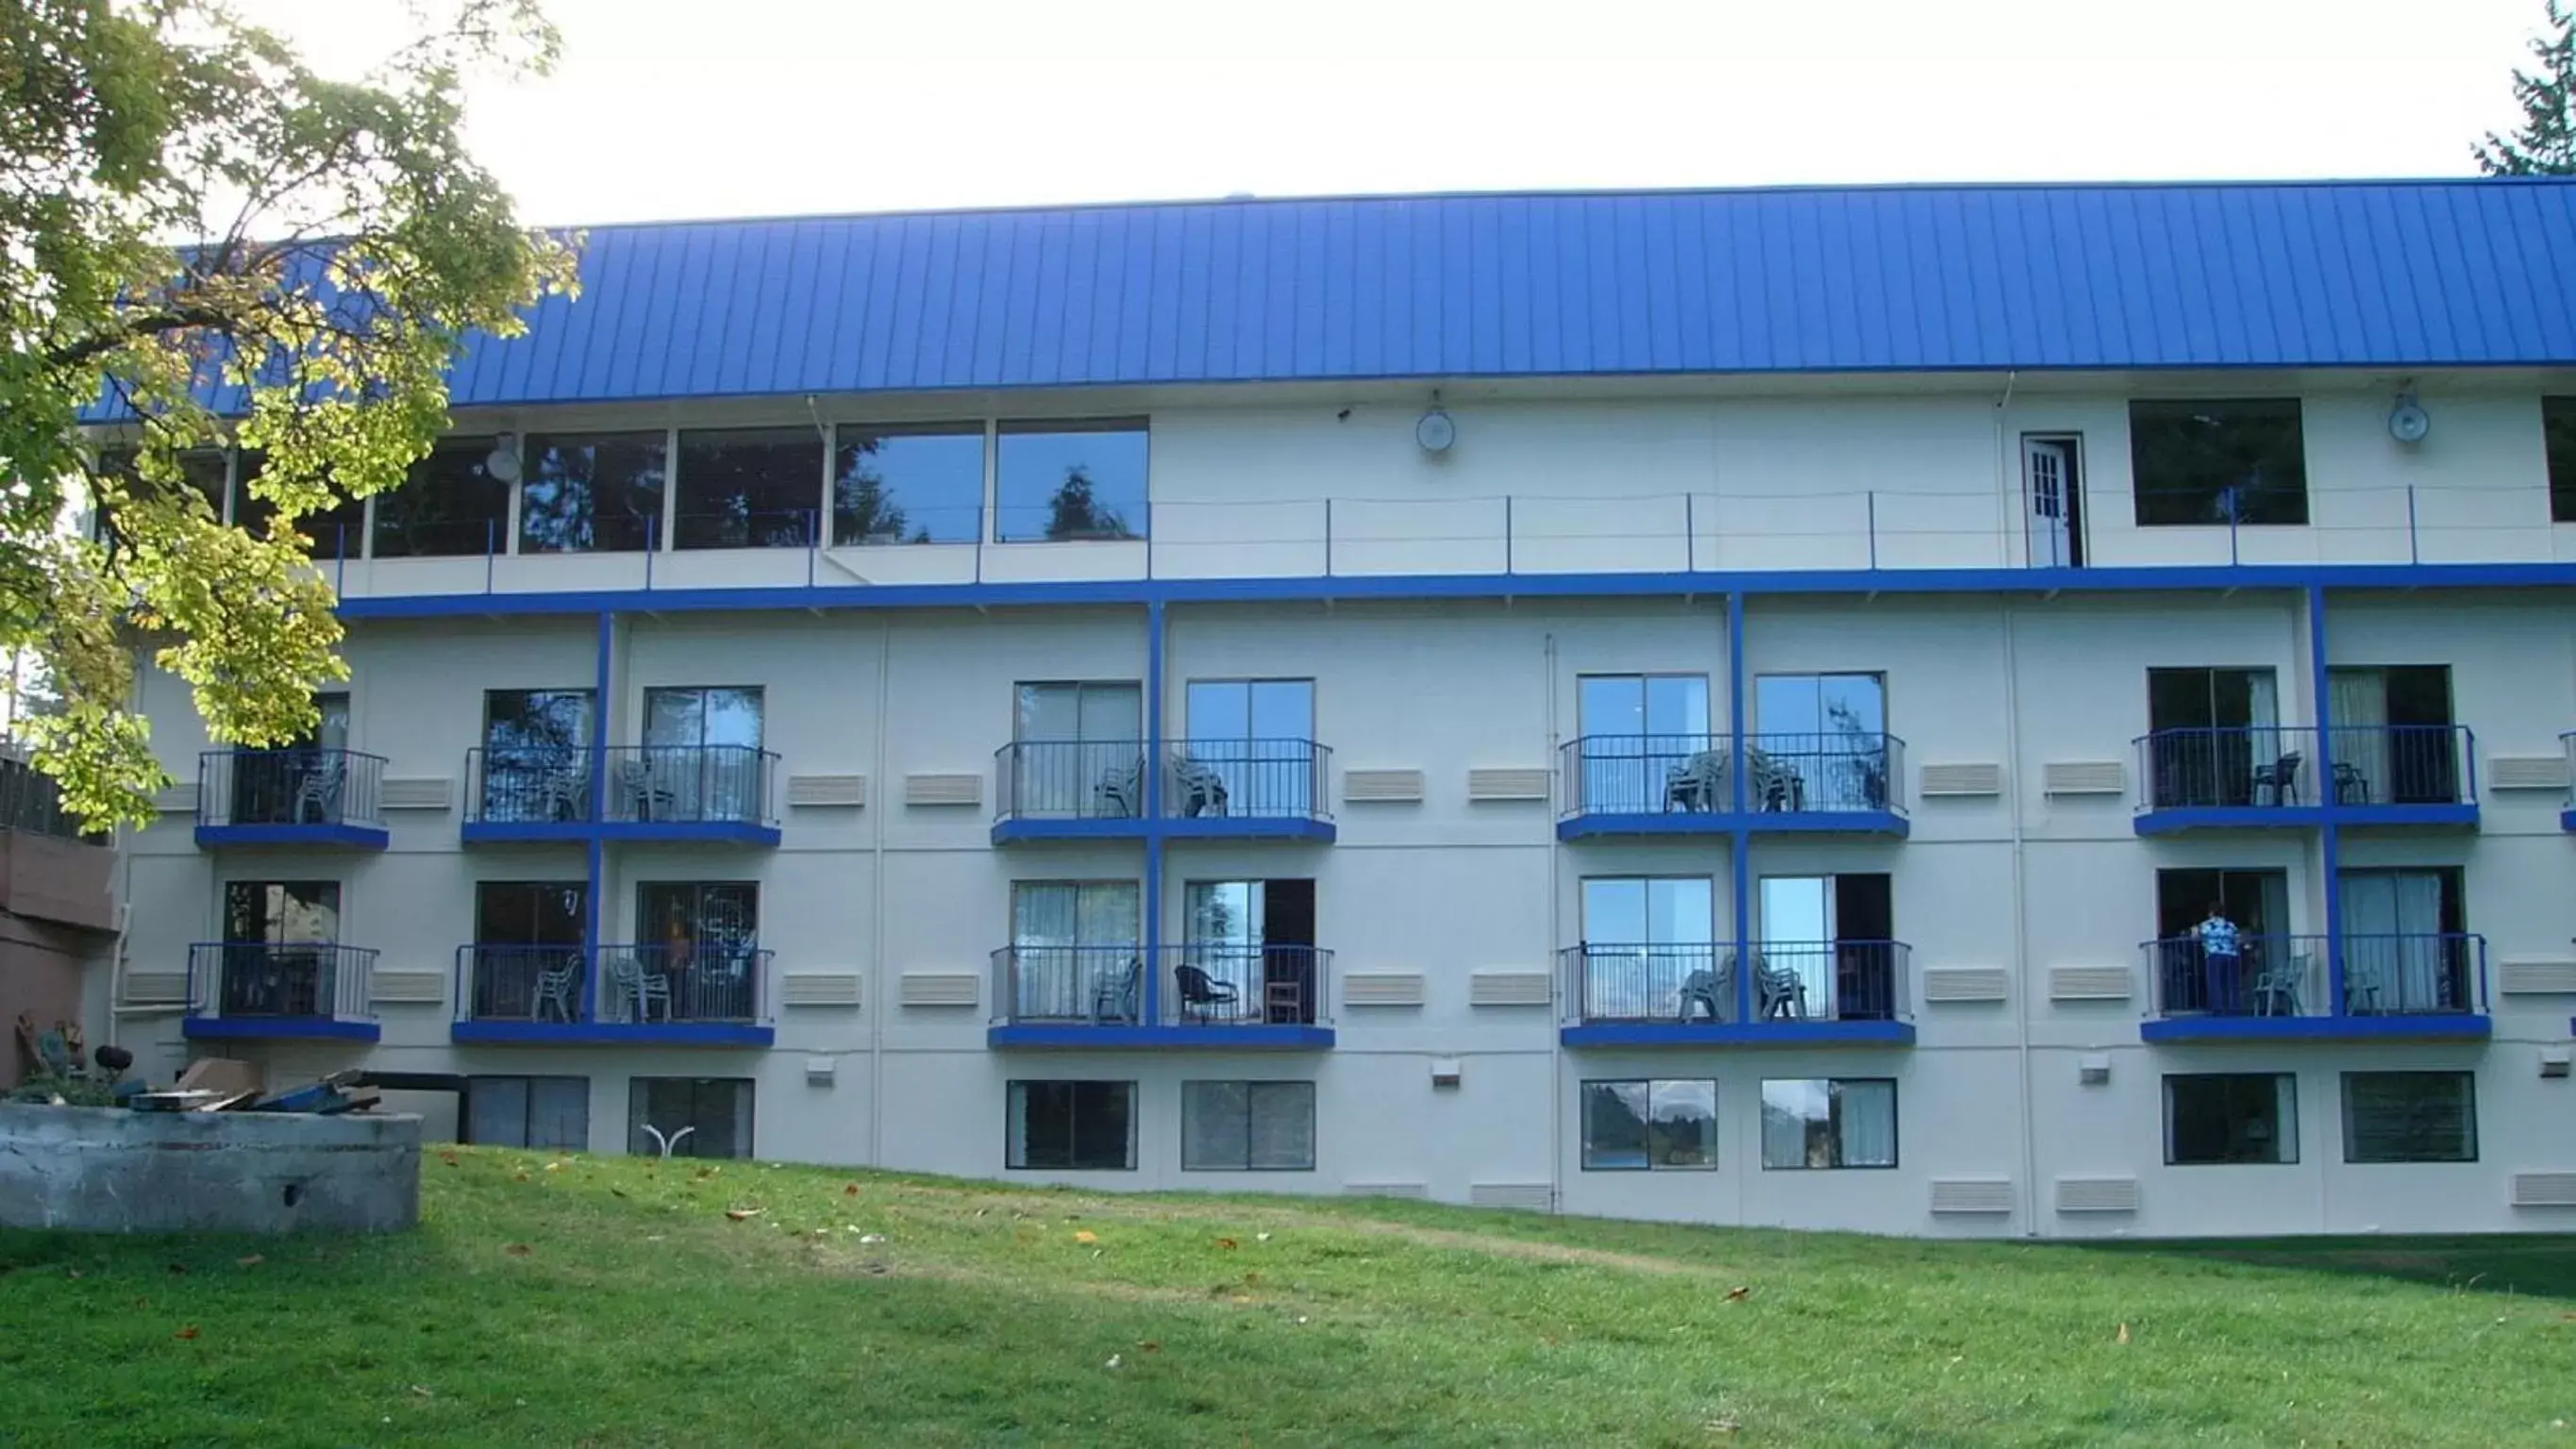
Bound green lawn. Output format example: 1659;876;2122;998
3;1151;2572;1447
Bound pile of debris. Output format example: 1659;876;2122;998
8;1021;377;1116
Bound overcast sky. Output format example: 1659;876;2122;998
244;0;2551;225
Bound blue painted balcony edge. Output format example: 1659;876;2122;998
193;823;390;850
990;816;1154;844
986;1024;1336;1051
2333;803;2480;830
991;816;1335;845
1557;809;1908;841
2139;1013;2493;1043
460;820;782;846
450;1019;776;1047
2562;806;2576;833
181;1016;381;1042
2133;803;2481;834
1560;1020;1916;1048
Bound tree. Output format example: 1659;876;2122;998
1;0;578;826
1042;466;1131;541
2477;1;2576;175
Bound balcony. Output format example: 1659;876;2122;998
449;942;776;1046
2138;933;2490;1042
985;943;1336;1049
460;744;780;845
193;749;388;849
181;941;379;1041
990;741;1337;843
2562;732;2574;832
1556;941;1915;1047
2133;725;2477;833
1556;734;1909;840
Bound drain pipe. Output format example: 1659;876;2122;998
2001;600;2041;1233
868;616;892;1168
1544;628;1563;1211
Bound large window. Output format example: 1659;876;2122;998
1760;1078;1897;1169
2546;398;2576;524
627;1076;754;1158
1577;876;1715;1022
466;1075;590;1151
1753;672;1890;811
230;451;366;558
1009;881;1141;1022
1183;678;1317;818
995;420;1147;541
478;690;594;823
468;881;588;1023
643;686;766;822
1181;1081;1315;1171
225;691;348;826
2130;399;2308;525
2165;1073;2298;1165
833;425;984;545
1581;1080;1718;1171
1012;680;1144;818
675;427;823;550
1576;674;1714;814
1756;874;1897;1022
1008;1080;1136;1170
374;439;511;558
635;881;761;1023
215;880;343;1018
522;432;667;553
2342;1072;2477;1164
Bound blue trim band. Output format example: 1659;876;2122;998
181;1016;380;1042
985;1024;1336;1051
450;1020;776;1047
2133;805;2329;834
1559;809;1908;841
993;814;1333;845
192;824;388;850
1561;1020;1916;1048
2140;1013;2492;1043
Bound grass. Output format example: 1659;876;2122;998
3;1152;2574;1447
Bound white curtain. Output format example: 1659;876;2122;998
2246;672;2282;788
2330;670;2390;805
1833;1080;1899;1167
2341;871;2445;1010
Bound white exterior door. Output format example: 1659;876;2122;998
2023;438;2072;567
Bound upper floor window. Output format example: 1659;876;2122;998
375;439;511;558
1754;672;1890;812
833;425;985;545
1576;675;1714;815
995;420;1146;542
522;432;667;554
675;427;822;550
2129;399;2308;526
2545;398;2576;523
230;451;365;559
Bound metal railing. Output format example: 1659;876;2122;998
990;943;1334;1027
195;747;386;829
1559;734;1734;816
2135;725;2320;810
2143;932;2485;1018
2322;724;2476;807
465;746;595;824
995;740;1149;821
456;942;772;1025
1745;733;1906;814
1560;941;1911;1024
0;754;91;841
672;508;822;551
600;744;778;825
1165;740;1331;821
186;941;376;1023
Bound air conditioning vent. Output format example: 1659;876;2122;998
155;783;200;815
1923;967;2009;1003
367;970;446;1005
2486;756;2570;791
1468;970;1551;1007
1344;1181;1430;1200
2043;761;2125;796
2049;966;2133;1001
2509;1173;2576;1208
1342;769;1426;804
904;773;981;808
897;972;979;1008
2055;1176;2141;1213
1342;973;1427;1007
786;774;868;808
781;973;862;1008
2497;959;2576;995
1466;768;1550;803
379;777;453;811
1919;763;2004;797
122;971;188;1006
1930;1178;2016;1214
1469;1183;1554;1212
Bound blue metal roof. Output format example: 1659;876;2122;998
140;181;2576;415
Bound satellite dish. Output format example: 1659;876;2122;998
2387;394;2430;445
1415;409;1456;454
486;434;524;483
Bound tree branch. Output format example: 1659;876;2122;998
43;306;240;372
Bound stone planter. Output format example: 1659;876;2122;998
0;1105;421;1233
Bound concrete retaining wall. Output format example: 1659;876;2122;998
0;1107;420;1233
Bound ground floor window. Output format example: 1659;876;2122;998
1181;1081;1315;1171
1009;1080;1135;1170
1581;1080;1718;1170
2341;1072;2476;1163
2166;1073;2297;1165
627;1076;754;1158
466;1075;590;1151
1760;1078;1896;1169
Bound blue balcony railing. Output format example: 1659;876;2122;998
995;740;1146;821
2144;933;2485;1019
196;748;385;830
989;943;1333;1027
187;941;376;1024
1558;734;1906;819
601;744;778;826
1165;741;1331;821
1560;941;1911;1024
2135;726;2320;811
0;754;93;841
454;942;771;1026
2322;724;2476;808
465;746;596;824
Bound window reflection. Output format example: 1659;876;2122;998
833;426;983;545
375;440;511;558
524;432;666;553
675;428;822;550
995;420;1147;542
